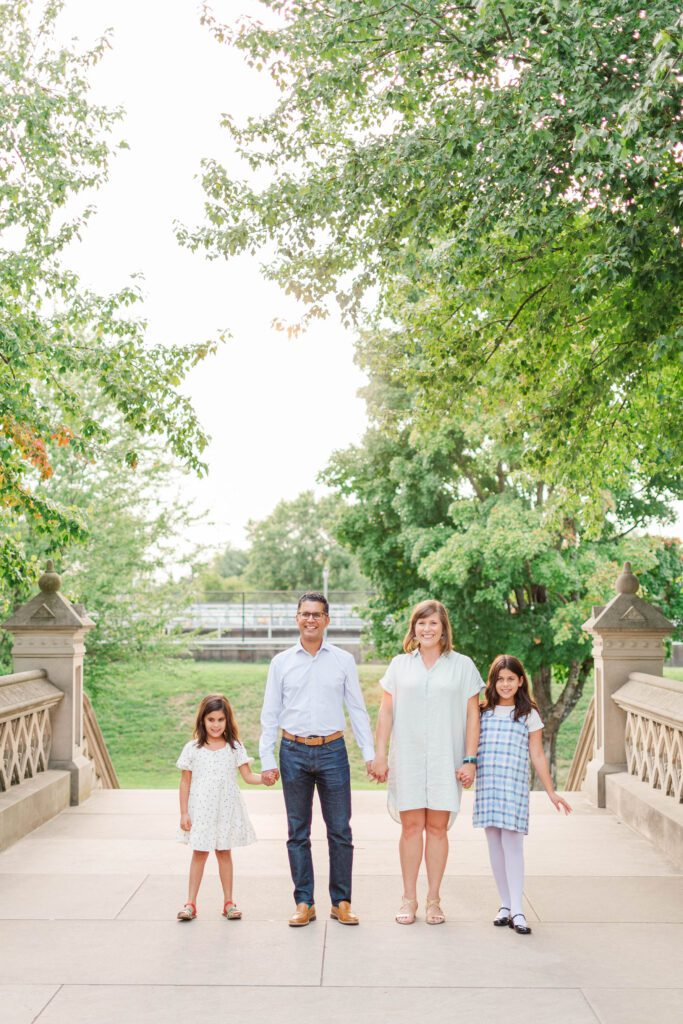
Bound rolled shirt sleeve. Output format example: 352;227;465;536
342;653;375;762
259;657;283;771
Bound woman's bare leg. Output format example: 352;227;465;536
424;809;450;900
398;809;426;900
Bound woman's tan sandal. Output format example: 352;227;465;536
395;896;418;925
426;898;445;925
222;900;242;920
177;902;197;921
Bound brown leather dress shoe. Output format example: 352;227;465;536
289;903;316;927
330;901;359;925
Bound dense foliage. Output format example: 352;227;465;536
322;367;682;781
188;0;683;525
243;489;365;592
1;0;213;597
0;395;199;682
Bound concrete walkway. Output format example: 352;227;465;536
1;790;681;1024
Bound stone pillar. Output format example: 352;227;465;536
2;561;96;805
582;562;673;808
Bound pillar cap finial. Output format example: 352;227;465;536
615;561;639;596
38;560;62;594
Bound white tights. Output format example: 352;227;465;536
485;827;525;920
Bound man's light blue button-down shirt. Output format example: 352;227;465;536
259;639;375;771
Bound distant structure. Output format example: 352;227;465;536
171;592;368;663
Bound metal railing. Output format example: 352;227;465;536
171;597;368;642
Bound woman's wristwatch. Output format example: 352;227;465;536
462;756;477;765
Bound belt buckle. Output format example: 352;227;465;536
308;736;323;746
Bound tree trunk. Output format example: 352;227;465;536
529;659;592;789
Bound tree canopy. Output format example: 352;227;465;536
0;388;200;680
244;489;365;593
188;0;683;523
323;365;682;778
1;0;214;593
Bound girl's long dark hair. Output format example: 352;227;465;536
194;694;240;749
481;655;539;722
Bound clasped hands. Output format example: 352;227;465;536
367;758;388;783
261;769;280;786
455;763;476;789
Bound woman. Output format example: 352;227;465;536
372;599;482;925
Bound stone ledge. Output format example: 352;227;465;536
605;771;683;870
0;771;70;852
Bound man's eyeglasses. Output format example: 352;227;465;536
298;612;326;621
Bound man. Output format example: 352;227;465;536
259;592;375;927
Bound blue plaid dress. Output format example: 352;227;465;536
473;709;533;834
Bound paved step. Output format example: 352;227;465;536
0;790;681;1024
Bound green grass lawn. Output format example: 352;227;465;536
89;658;386;789
89;659;682;790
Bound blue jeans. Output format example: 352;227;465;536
279;736;353;907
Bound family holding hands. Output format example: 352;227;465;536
177;594;571;933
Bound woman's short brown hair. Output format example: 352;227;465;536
403;599;453;654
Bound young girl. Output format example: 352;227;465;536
470;655;572;935
176;693;265;922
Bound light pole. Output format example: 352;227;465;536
322;565;329;639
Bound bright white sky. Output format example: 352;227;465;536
55;1;681;552
57;0;368;552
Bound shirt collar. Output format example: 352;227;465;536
295;638;331;655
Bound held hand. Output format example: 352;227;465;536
370;757;388;783
551;793;572;814
456;764;476;789
261;769;279;786
180;813;192;832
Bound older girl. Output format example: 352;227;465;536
472;655;572;935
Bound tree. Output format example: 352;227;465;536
196;543;249;598
323;370;681;783
186;0;682;520
0;395;200;682
244;490;365;592
216;544;249;579
1;0;215;595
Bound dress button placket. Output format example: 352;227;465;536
424;664;430;807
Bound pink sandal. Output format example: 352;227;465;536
177;901;197;921
223;900;242;920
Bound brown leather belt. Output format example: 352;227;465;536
282;729;344;746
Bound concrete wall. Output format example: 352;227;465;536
0;770;70;852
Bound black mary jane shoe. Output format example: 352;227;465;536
493;906;511;927
509;913;532;935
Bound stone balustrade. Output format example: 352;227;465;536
612;672;683;804
580;562;682;867
0;669;64;791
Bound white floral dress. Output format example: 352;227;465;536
176;740;257;851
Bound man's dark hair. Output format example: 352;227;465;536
297;591;329;615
